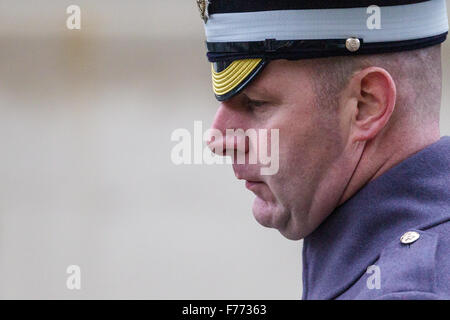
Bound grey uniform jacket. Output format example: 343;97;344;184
302;136;450;300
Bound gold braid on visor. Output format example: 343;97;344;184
211;58;263;97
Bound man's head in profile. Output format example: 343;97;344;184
201;0;448;240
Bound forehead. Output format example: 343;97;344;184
243;59;313;97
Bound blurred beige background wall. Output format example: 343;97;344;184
0;1;448;299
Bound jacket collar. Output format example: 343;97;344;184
302;136;450;300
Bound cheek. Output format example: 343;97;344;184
267;105;343;202
277;106;320;169
263;114;315;202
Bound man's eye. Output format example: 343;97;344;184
247;99;267;109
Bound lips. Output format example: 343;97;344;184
232;164;261;183
233;165;277;204
245;180;262;188
245;180;273;203
232;164;268;199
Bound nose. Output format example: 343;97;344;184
207;102;249;157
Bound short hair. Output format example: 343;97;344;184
310;45;442;126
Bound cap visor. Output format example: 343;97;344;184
211;58;266;101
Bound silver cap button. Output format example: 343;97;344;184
400;231;420;244
346;37;361;52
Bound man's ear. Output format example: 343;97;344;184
344;67;396;142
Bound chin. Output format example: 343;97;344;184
252;197;289;230
278;215;311;240
278;228;304;241
252;198;307;241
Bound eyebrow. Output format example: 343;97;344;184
242;82;272;99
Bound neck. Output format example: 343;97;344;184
337;124;441;206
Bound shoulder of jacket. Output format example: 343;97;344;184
369;225;450;299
